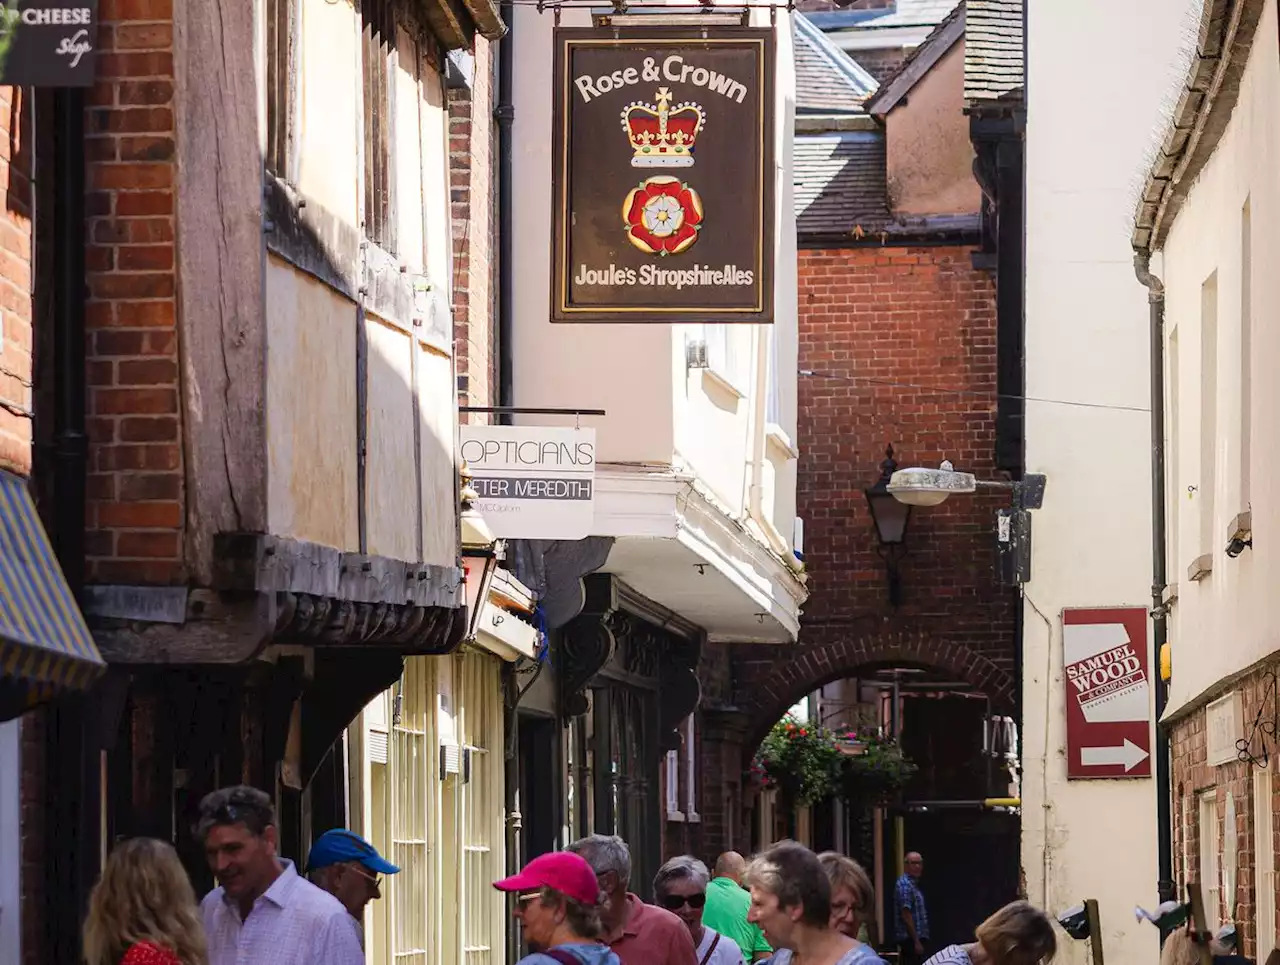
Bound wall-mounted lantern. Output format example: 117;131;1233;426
865;445;911;607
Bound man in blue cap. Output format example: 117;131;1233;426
307;829;400;948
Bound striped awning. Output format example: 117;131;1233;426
0;470;105;721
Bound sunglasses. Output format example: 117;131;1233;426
348;864;382;889
658;893;707;911
516;891;544;909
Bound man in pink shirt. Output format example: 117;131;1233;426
567;835;698;965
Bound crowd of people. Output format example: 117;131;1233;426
80;782;1059;965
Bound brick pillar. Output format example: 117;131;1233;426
0;85;33;477
699;706;749;861
85;0;182;585
449;38;497;417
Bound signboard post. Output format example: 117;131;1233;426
551;27;775;323
1062;607;1153;779
458;426;596;540
0;2;99;87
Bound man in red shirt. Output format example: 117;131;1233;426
567;835;698;965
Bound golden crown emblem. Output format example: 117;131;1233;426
620;87;705;168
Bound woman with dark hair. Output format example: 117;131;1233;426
744;841;884;965
923;901;1056;965
494;851;621;965
654;856;746;965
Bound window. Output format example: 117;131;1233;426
1200;272;1218;555
363;653;505;965
766;324;781;426
1182;793;1193;890
391;658;435;965
457;650;506;965
683;715;700;822
1256;769;1275;952
1200;791;1221;927
704;324;752;396
361;0;397;253
1240;198;1252;510
665;749;683;820
265;0;298;179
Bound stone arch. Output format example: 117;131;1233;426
735;629;1016;755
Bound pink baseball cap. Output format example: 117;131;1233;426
493;851;600;905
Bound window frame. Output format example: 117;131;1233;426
360;0;399;255
703;323;752;398
1200;790;1221;928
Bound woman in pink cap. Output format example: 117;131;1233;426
494;851;621;965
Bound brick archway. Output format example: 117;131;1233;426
734;629;1016;755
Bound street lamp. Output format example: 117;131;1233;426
865;445;911;607
461;547;501;643
887;462;1047;511
886;460;1048;586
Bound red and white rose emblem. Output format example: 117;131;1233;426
622;175;704;255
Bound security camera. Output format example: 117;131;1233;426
1226;536;1253;559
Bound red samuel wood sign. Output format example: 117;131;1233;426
1063;607;1152;780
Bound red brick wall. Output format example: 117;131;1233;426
0;86;33;477
1170;667;1279;960
450;39;497;419
731;246;1016;748
85;0;183;584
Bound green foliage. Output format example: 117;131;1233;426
836;727;918;805
749;717;918;808
0;1;20;78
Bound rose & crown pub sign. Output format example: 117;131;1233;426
552;27;775;323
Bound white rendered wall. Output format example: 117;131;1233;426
1022;2;1188;962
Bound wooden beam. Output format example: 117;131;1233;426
1084;899;1104;965
173;0;268;584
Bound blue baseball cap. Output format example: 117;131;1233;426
306;829;400;875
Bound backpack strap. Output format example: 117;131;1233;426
699;933;723;965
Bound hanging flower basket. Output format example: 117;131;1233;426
838;730;917;805
752;721;918;809
752;718;844;806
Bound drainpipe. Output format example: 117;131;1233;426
495;3;514;427
495;15;521;964
48;85;97;965
1134;251;1174;908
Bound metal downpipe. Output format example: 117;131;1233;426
1134;251;1174;908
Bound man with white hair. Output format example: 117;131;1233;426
567;835;698;965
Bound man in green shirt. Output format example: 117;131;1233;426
703;852;772;962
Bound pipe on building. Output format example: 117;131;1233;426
495;3;514;426
47;85;99;965
1134;251;1174;907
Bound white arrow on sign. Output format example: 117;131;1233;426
1081;739;1149;772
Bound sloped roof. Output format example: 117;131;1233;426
794;131;891;236
964;0;1023;102
864;1;963;115
795;129;983;242
1133;0;1266;252
802;0;958;32
794;13;879;114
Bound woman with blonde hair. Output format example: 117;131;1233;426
817;852;876;945
923;901;1055;965
83;837;208;965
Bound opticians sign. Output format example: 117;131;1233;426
458;426;596;540
551;27;775;323
0;2;99;86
